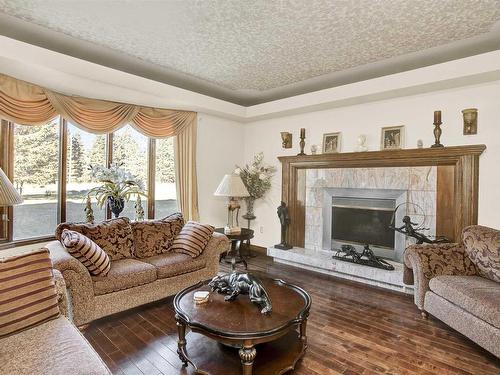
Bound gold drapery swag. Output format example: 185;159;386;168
0;73;196;137
0;73;199;220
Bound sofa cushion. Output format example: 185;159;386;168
0;316;111;375
56;217;135;260
60;229;111;276
142;252;207;279
92;259;157;295
429;275;500;328
0;249;60;338
131;213;184;258
170;221;215;258
462;225;500;283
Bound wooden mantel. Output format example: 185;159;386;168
279;145;486;247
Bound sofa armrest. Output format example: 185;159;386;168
200;232;230;263
404;243;476;310
52;269;71;319
45;241;94;325
45;241;92;285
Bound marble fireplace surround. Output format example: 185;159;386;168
305;166;437;262
270;146;485;292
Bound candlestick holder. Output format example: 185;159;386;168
431;121;444;148
297;133;306;155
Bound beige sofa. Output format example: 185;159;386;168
404;225;500;358
0;269;111;375
49;217;230;326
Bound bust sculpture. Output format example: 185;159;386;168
275;201;292;250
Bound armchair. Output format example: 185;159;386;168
403;225;500;358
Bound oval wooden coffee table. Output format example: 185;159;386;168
173;278;311;375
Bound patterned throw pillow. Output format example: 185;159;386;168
463;225;500;283
55;217;135;260
60;229;111;276
170;221;215;258
131;213;185;258
0;249;60;337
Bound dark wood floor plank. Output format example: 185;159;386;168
83;253;500;375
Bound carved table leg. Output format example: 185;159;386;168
239;345;256;375
299;318;308;350
175;313;198;371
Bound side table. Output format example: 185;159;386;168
215;227;254;270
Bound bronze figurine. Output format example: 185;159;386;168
209;271;273;314
392;215;449;244
275;201;292;250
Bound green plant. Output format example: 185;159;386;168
235;153;276;199
86;163;146;209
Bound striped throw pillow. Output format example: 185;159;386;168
171;221;215;258
0;249;60;337
60;229;111;276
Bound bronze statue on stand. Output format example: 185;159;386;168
275;201;292;250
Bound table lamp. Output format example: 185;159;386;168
214;174;250;235
0;167;23;225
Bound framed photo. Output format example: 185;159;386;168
322;132;342;153
380;126;405;150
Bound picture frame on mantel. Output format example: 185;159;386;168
381;125;405;150
322;132;342;153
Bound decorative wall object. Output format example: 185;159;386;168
356;134;368;152
280;132;293;148
380;126;405;150
462;108;478;135
431;110;444;148
322;132;342;153
298;128;306;155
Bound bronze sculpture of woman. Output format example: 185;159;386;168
275;201;292;250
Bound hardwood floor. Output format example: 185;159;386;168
84;254;500;375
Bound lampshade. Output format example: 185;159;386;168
0;168;23;206
214;174;250;197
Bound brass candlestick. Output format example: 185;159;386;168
297;128;306;155
431;110;444;148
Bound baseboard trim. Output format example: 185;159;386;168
248;244;267;254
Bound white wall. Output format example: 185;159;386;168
243;80;500;247
197;113;245;227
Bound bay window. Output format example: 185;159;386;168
0;118;177;244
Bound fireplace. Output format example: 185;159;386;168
331;197;395;249
322;188;407;261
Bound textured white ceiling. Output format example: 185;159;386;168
1;0;500;103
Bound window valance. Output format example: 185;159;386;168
0;73;196;138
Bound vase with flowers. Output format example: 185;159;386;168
86;163;147;219
235;153;276;223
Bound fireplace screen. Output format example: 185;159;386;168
331;198;395;249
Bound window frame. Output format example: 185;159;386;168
0;119;170;248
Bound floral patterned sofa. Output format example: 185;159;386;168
404;225;500;358
48;215;229;327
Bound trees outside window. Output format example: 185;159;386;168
13;119;60;240
112;125;148;219
66;123;106;223
155;137;178;218
2;119;177;243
